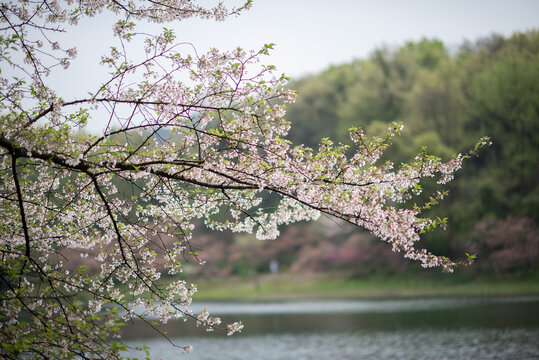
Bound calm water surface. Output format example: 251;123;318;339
123;296;539;359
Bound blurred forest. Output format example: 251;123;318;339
184;30;538;280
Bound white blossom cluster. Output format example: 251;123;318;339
0;1;489;358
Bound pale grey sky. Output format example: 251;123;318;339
171;0;539;77
53;0;539;131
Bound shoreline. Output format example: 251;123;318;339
191;272;539;301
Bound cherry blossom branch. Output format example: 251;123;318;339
0;1;489;358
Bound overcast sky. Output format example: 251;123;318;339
170;0;539;78
54;0;539;131
68;0;539;76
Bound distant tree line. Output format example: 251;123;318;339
281;31;538;275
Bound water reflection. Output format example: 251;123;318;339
186;296;539;315
122;296;539;359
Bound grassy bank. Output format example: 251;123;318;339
193;272;539;301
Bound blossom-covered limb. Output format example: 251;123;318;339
0;1;490;358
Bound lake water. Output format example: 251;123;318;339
122;296;539;359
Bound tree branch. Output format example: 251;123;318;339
10;154;31;258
